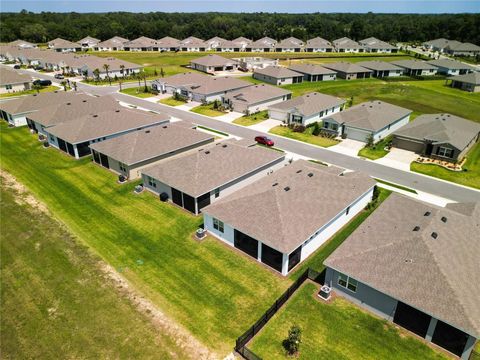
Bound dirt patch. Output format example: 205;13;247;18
1;169;49;214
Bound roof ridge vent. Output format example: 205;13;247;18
307;172;314;177
204;150;210;154
424;211;431;216
284;186;290;191
413;226;420;231
222;144;227;148
441;216;447;223
431;232;438;239
92;114;98;117
272;182;278;187
115;109;120;112
296;169;302;173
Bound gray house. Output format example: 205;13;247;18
190;54;239;74
288;63;337;81
449;72;480;93
393;113;480;162
222;84;292;114
275;37;304;52
90;123;214;179
304;37;333;52
141;139;286;215
322;62;372;80
356;61;404;78
203;160;375;275
358;37;397;53
253;66;303;85
324;193;480;359
391;60;438;76
333;37;364;53
427;59;474;76
268;92;345;126
247;37;277;52
322;101;412;143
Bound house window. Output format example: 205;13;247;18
437;146;454;158
331;123;338;131
346;206;350;215
119;163;127;172
49;134;55;142
214;188;220;198
147;176;156;188
6;84;12;90
338;273;358;293
213;218;224;233
291;115;303;124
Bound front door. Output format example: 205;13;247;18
425;143;433;155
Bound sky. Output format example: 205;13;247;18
1;0;479;13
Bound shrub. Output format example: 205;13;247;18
292;124;306;133
283;325;302;356
312;122;321;136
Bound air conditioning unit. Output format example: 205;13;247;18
318;285;332;301
159;192;169;202
118;174;127;183
195;228;207;240
133;184;144;194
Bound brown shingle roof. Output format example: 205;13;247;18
0;91;81;115
0;67;32;86
204;160;375;254
288;63;337;75
254;66;303;79
190;54;238;67
157;73;250;95
224;84;291;106
322;62;372;74
268;92;345;117
324;193;480;338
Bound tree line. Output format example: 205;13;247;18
1;10;479;45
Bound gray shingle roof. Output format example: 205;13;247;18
359;37;396;50
276;37;303;49
156;36;180;48
142;139;285;197
48;38;81;49
449;72;480;85
124;36;157;48
204;160;375;254
393;113;480;150
96;36;129;48
288;63;337;75
324;193;480;338
391;60;438;70
254;66;303;79
333;37;364;50
47;108;169;144
427;59;475;71
250;37;277;49
0;90;82;115
180;36;207;48
305;37;333;49
224;84;291;106
190;54;238;67
268;92;345;117
326;100;412;131
89;123;214;165
322;62;372;74
356;61;404;72
0;67;32;86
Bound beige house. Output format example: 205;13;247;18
222;84;292;114
0;67;32;94
190;54;239;74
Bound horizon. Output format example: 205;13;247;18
2;0;480;14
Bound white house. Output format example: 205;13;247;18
304;37;334;52
222;84;292;114
95;36;129;51
253;66;303;85
203;160;376;275
247;37;277;52
77;36;100;50
47;38;82;52
190;54;239;74
427;59;474;76
0;67;32;95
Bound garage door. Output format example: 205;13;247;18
345;127;369;142
393;137;425;153
268;109;288;121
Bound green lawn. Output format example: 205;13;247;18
249;283;448;360
239;75;265;84
0;123;289;355
119;86;155;98
269;126;340;148
0;85;59;98
358;136;392;160
0;184;190;359
282;79;480;122
282;54;413;66
411;142;480;189
233;110;269;126
191;103;227;117
158;96;187;106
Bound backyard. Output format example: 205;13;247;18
269;125;340;148
411;142;480;189
0;181;190;359
249;283;448;360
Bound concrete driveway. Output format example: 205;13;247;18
328;139;365;157
216;111;244;123
374;148;418;171
177;101;201;111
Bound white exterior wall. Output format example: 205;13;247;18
6;113;28;127
302;104;343;126
227;95;290;114
322;74;336;81
204;213;235;246
421;68;437;76
307;48;330;52
142;176;173;198
372;114;410;142
299;187;374;262
0;83;28;94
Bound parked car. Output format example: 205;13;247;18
33;79;52;86
54;74;64;79
255;136;274;147
13;64;21;69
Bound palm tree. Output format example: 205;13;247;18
93;68;100;84
82;70;88;81
120;64;125;78
103;64;111;85
32;83;42;94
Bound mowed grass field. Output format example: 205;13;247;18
281;78;480;121
249;283;448;360
0;185;191;359
0;123;290;355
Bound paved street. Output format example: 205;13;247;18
7;66;480;203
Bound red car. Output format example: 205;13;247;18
255;135;274;147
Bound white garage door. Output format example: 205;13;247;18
268;110;288;121
345;127;370;142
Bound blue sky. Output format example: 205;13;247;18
1;0;479;13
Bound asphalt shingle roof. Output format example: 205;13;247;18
268;92;345;117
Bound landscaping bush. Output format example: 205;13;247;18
283;325;302;356
292;124;306;133
312;122;321;136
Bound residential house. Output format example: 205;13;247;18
322;62;372;80
427;59;474;76
359;37;397;53
268;92;345;126
141;139;286;215
393;113;480;162
304;37;333;52
391;60;438;76
25;95;119;137
444;42;480;56
231;37;252;51
253;66;303;85
275;37;304;52
123;37;158;51
45;108;170;158
77;36;100;50
190;54;239;74
0;67;32;95
235;57;278;71
324;193;480;359
0;91;80;127
216;40;242;52
151;72;251;102
449;72;480;93
423;38;454;52
156;36;180;51
90;123;214;179
179;37;207;52
222;84;292;114
288;63;337;81
205;37;226;50
356;61;404;78
333;37;364;53
95;36;129;51
203;160;376;275
247;37;277;52
47;38;82;52
7;39;37;49
321;100;412;142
